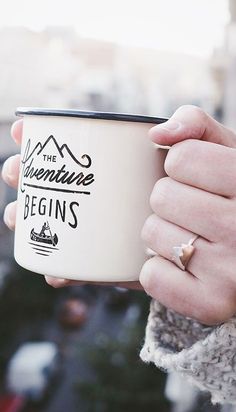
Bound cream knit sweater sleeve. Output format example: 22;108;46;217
140;299;236;405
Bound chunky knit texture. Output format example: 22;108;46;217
140;299;236;405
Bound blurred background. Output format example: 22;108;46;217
0;0;235;411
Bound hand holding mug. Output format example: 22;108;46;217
3;105;236;326
141;105;236;325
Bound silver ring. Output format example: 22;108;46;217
172;235;198;271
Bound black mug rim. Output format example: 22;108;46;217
16;107;167;125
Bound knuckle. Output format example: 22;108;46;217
176;105;207;121
174;105;208;139
150;177;171;213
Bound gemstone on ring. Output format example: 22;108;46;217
172;236;198;271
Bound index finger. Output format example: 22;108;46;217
149;105;236;149
11;119;23;146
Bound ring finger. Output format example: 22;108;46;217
141;213;214;279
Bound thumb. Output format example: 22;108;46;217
150;105;236;148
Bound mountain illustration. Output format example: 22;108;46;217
24;135;91;168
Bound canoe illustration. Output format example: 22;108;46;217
30;222;58;246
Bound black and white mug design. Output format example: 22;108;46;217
14;108;166;282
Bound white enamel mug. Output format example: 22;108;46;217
14;108;167;282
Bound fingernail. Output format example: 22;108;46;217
3;203;16;230
154;120;182;132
